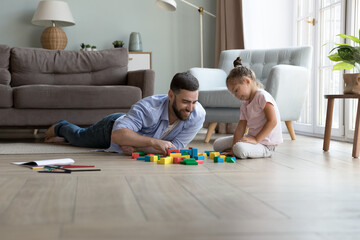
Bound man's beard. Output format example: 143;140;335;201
172;99;190;121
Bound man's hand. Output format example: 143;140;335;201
239;136;258;144
151;139;176;156
121;146;135;156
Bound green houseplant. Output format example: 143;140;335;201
328;30;360;72
112;40;124;48
328;30;360;94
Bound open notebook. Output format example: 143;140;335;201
11;158;75;166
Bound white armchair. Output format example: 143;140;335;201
190;46;313;142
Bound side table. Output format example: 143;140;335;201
323;94;360;158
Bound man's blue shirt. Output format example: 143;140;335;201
107;94;205;153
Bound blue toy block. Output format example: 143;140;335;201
145;155;152;162
191;148;198;157
204;150;215;155
136;156;146;161
195;155;205;160
180;149;191;155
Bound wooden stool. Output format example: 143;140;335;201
323;94;360;158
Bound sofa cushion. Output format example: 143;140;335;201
0;85;12;108
199;89;242;108
10;47;128;87
0;45;10;85
13;85;141;109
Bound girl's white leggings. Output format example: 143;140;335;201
213;136;276;159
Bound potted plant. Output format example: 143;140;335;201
112;40;124;48
328;30;360;94
80;43;85;51
91;46;97;51
85;44;91;51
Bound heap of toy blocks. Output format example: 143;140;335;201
131;147;236;165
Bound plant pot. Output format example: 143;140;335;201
343;73;360;94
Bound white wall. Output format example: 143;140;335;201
243;0;296;49
0;0;216;94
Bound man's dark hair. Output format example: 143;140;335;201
170;72;199;94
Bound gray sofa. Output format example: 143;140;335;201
0;45;154;127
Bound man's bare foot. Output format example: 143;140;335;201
44;136;66;143
44;124;57;139
44;124;65;143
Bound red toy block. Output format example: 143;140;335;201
173;157;184;164
167;148;180;155
132;152;140;159
195;160;204;164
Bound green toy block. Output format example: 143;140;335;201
134;151;145;156
225;156;236;163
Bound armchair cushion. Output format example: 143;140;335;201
266;64;310;121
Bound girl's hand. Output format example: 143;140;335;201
239;136;258;144
221;150;235;156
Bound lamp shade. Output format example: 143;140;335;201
32;0;75;27
156;0;177;11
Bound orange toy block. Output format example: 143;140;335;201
132;152;140;159
195;160;204;164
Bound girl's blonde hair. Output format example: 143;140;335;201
226;57;264;89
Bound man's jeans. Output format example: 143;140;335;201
54;113;125;148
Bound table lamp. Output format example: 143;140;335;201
156;0;215;68
32;0;75;50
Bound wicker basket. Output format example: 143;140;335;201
40;26;68;50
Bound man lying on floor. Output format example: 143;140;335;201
44;72;206;156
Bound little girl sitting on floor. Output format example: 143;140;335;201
213;57;283;159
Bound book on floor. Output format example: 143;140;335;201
11;158;75;167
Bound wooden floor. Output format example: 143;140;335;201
1;132;360;240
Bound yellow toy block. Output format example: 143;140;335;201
158;157;172;164
219;155;226;160
181;155;190;159
170;153;182;157
198;153;207;158
209;152;220;159
150;155;159;162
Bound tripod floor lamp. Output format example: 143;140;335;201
156;0;216;68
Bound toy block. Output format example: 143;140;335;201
204;150;215;155
195;155;205;160
167;148;180;155
214;156;224;163
158;157;172;165
198;153;207;158
134;151;145;156
191;148;198;157
209;152;220;159
180;158;198;165
219;155;226;160
173;157;184;164
181;155;190;159
170;153;182;157
226;156;236;163
136;156;146;161
180;149;191;155
145;154;154;162
131;152;140;159
150;155;159;162
195;160;204;164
